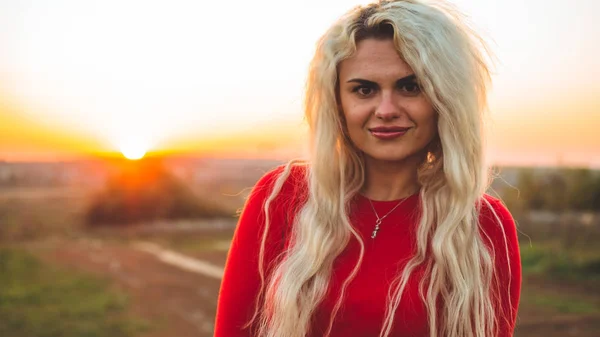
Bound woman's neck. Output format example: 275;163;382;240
361;156;421;201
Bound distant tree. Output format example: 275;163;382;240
584;172;600;211
541;171;568;211
564;168;591;210
516;169;546;210
508;167;600;212
86;158;231;226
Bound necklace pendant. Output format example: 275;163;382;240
371;219;382;239
367;196;408;240
371;228;379;239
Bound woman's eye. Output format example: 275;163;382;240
400;83;421;95
353;86;374;97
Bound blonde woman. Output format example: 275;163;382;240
215;0;521;336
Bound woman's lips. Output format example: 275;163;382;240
369;127;411;140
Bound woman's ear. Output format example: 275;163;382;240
426;136;442;162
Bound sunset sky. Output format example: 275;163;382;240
0;0;598;167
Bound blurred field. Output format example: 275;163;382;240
0;248;149;337
1;160;599;336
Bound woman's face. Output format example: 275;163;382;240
338;38;437;166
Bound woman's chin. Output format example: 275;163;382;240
363;151;423;165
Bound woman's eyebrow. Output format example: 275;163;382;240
346;78;377;86
346;74;417;85
396;74;417;84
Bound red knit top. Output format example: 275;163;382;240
215;165;521;337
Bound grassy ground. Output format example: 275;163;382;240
2;185;600;336
521;290;598;315
514;240;600;336
0;247;150;337
520;240;600;281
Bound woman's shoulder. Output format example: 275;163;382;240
234;162;308;250
479;194;512;220
477;194;519;247
249;161;309;205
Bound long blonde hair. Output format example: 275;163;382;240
249;1;513;336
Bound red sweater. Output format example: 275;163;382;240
215;165;521;337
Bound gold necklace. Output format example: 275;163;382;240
367;196;409;239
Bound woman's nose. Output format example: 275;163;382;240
374;92;401;120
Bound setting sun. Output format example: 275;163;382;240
120;141;148;160
0;0;598;166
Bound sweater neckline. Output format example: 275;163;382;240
356;191;420;206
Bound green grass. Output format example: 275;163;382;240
521;291;600;315
520;241;600;281
0;248;149;337
519;241;600;315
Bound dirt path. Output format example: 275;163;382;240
132;241;224;279
36;237;224;337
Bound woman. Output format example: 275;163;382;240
215;0;521;336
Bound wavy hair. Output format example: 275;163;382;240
248;1;513;336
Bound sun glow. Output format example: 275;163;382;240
0;0;369;157
119;139;148;160
0;0;598;165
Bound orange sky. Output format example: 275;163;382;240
0;0;598;167
0;93;308;162
2;92;597;167
0;96;103;161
